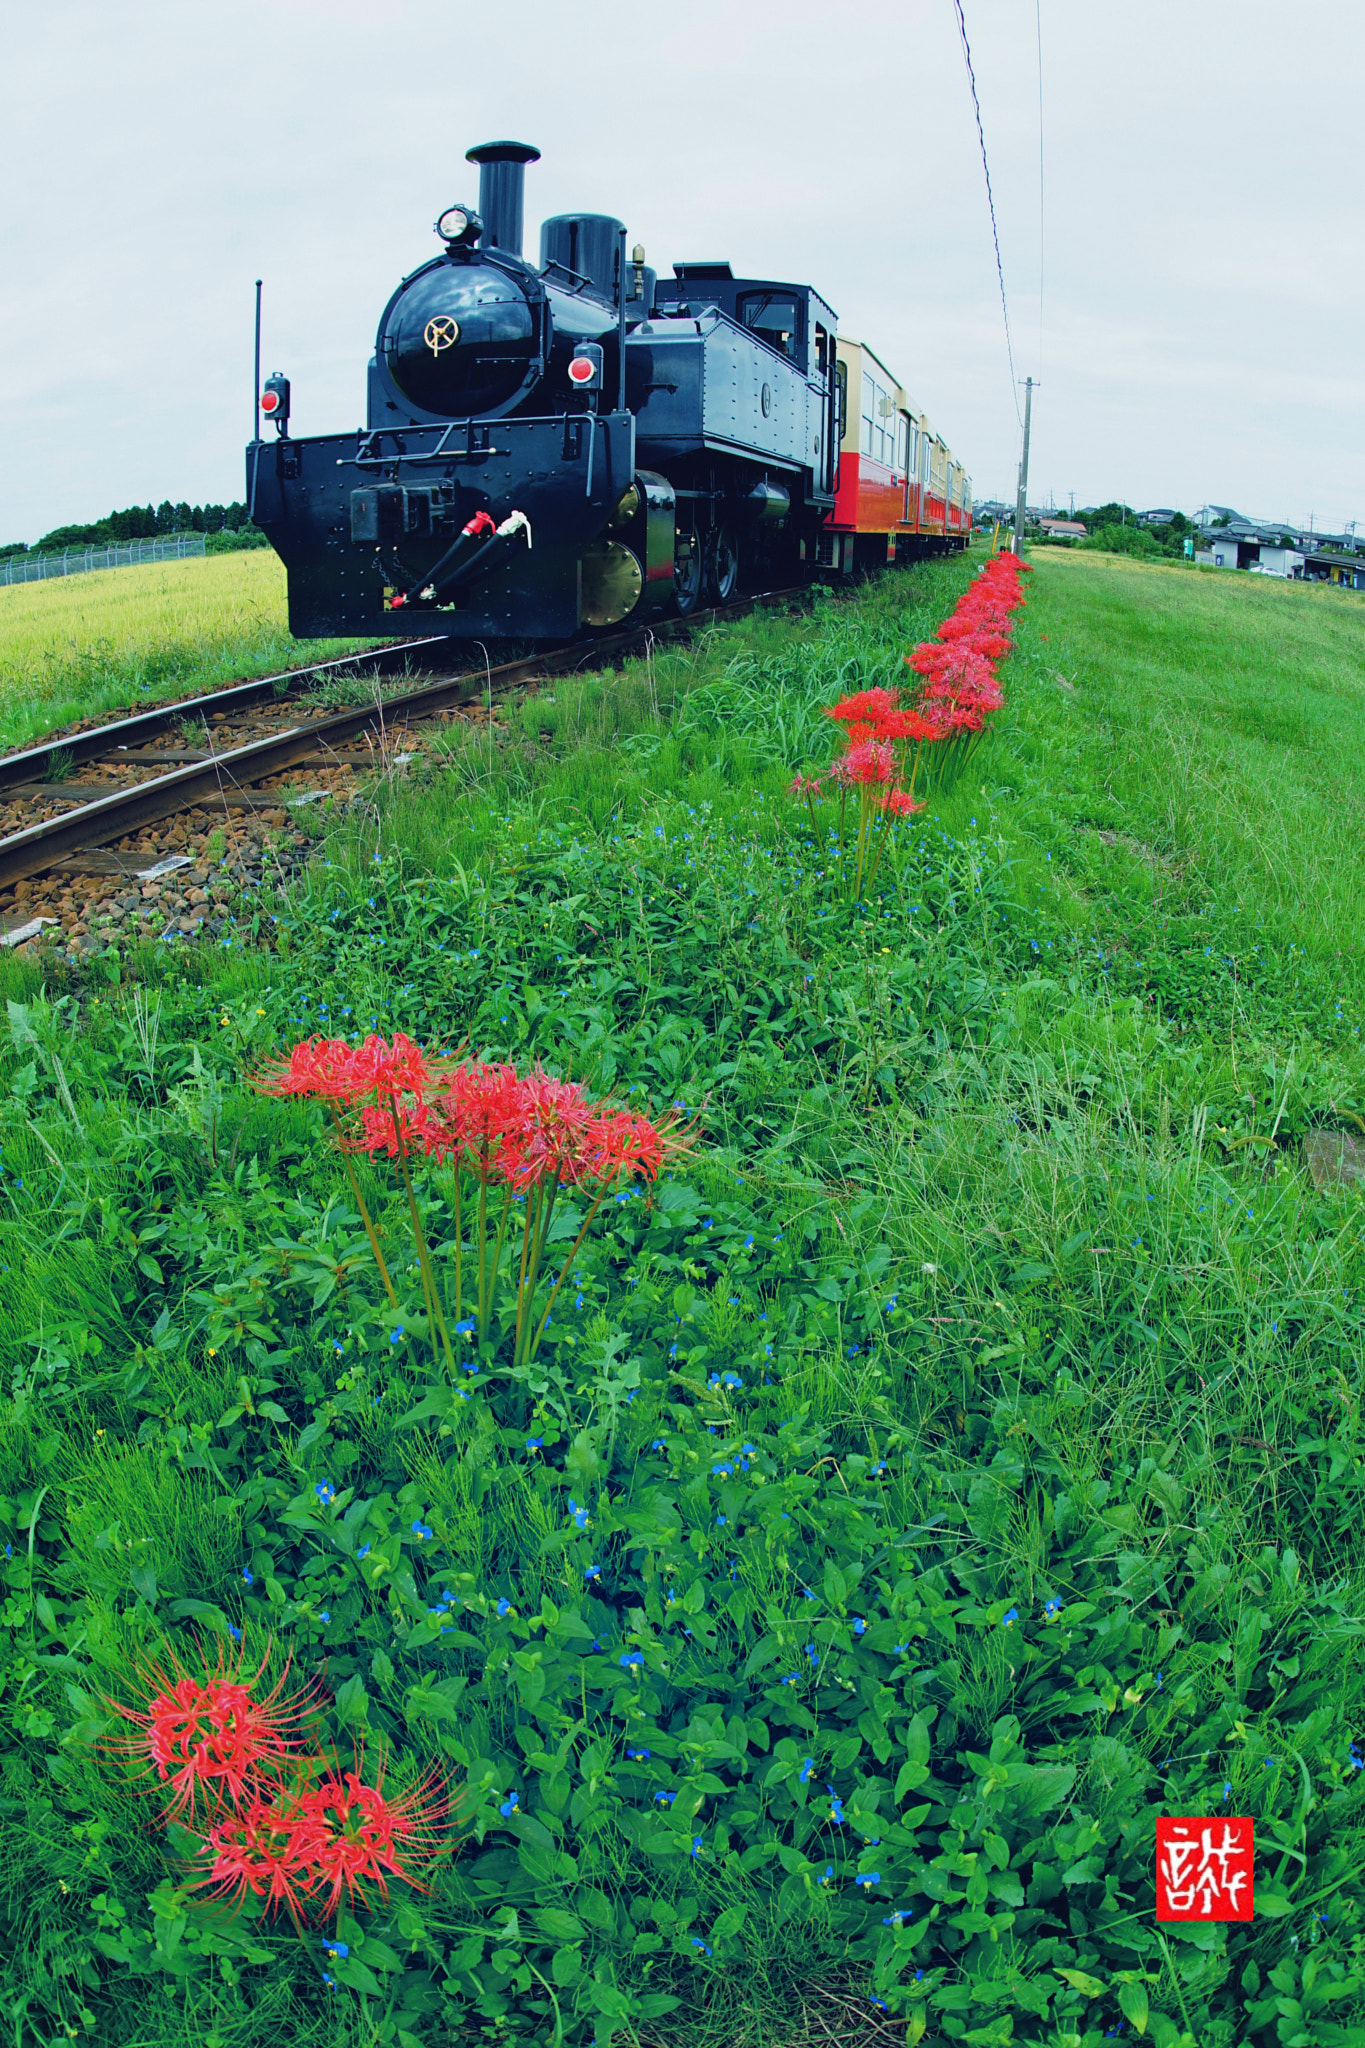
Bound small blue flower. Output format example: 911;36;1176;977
525;1437;543;1450
321;1970;337;1989
584;1562;601;1579
651;1437;667;1450
388;1328;405;1347
318;1611;330;1624
655;1790;676;1805
893;1641;909;1655
227;1624;242;1642
619;1650;643;1670
690;1835;704;1858
829;1798;846;1825
852;1617;866;1635
1001;1607;1019;1629
496;1598;512;1618
1043;1596;1062;1618
568;1497;590;1529
241;1567;254;1585
690;1936;712;1954
1223;1781;1233;1800
453;1318;476;1336
357;1543;371;1560
805;1643;819;1663
498;1792;520;1817
411;1520;433;1541
322;1939;349;1958
882;1909;911;1927
870;1997;889;2014
1348;1742;1363;1771
314;1481;336;1505
818;1863;833;1886
625;1746;651;1760
744;1235;755;1248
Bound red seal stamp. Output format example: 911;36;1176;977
1156;1816;1254;1921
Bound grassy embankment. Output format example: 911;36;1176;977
0;548;1362;2048
0;549;371;754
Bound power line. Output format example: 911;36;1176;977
952;0;1021;426
1036;0;1045;386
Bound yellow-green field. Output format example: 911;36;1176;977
0;549;369;753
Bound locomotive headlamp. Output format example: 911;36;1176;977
436;204;481;245
568;344;603;389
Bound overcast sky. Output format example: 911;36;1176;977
3;0;1362;543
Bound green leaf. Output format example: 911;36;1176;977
535;1910;584;1941
333;1674;370;1726
550;1945;581;1987
1119;1981;1150;2033
1255;1886;1294;1917
1054;1968;1105;1998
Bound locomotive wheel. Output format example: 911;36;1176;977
673;530;703;616
705;524;739;604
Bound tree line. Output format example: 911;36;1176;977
1;501;261;561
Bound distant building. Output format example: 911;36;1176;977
1039;519;1087;541
1303;550;1365;590
1209;533;1303;575
1141;508;1178;526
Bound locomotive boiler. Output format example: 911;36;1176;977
249;141;841;640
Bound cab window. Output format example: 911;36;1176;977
740;291;802;360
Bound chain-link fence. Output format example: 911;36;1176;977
0;532;207;587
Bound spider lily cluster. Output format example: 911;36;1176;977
251;1034;694;1373
789;551;1027;899
101;1638;449;1925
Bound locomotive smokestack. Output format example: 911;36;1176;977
465;140;541;258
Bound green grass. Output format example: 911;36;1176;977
0;550;1363;2048
0;548;375;754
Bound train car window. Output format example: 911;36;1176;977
815;324;831;377
835;360;848;441
739;292;801;359
860;374;875;457
896;417;909;473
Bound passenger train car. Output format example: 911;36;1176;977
249;142;970;643
821;340;973;575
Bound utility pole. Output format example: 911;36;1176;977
1013;376;1034;555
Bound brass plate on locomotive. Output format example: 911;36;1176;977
580;540;643;626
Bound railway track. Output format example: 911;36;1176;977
0;587;806;958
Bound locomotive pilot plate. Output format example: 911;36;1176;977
424;315;460;354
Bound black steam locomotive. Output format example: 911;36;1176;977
248;141;840;640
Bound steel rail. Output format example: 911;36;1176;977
0;587;805;891
0;636;451;796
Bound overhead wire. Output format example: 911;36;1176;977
1036;0;1045;388
951;0;1022;427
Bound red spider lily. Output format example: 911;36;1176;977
344;1031;433;1102
419;1061;529;1176
880;789;926;817
874;706;944;743
102;1639;320;1823
824;686;902;728
249;1036;361;1103
787;773;823;798
840;737;897;786
301;1755;450;1916
499;1068;598;1192
340;1102;430;1159
191;1781;326;1923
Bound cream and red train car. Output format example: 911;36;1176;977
815;337;972;575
